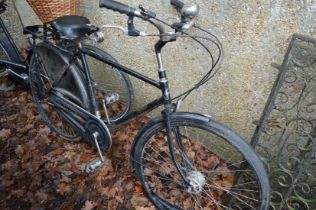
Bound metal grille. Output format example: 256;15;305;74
251;34;316;210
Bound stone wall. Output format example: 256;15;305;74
8;0;316;141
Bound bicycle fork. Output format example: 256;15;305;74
156;39;206;195
163;110;206;195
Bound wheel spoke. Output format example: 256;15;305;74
133;120;268;209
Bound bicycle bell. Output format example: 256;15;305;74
91;31;105;43
180;4;200;30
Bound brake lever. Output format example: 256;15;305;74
139;5;156;19
0;1;7;14
127;15;141;36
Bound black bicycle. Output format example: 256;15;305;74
0;0;270;209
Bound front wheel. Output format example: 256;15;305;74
132;113;270;210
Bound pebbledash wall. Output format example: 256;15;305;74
7;0;316;141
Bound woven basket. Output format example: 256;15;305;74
26;0;79;24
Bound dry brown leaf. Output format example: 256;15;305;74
101;186;117;197
80;153;90;162
135;183;144;193
38;126;51;136
35;189;49;201
0;128;11;138
56;182;72;195
130;194;152;208
125;181;134;191
1;160;15;171
135;207;155;210
81;200;97;210
11;189;25;198
0;178;14;187
15;145;24;156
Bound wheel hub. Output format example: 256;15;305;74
186;171;206;194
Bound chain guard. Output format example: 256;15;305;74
50;91;112;151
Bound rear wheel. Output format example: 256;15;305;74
132;113;270;210
29;48;88;141
0;34;20;91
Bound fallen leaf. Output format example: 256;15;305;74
125;181;134;191
81;200;97;210
38;126;51;136
15;145;24;156
56;182;72;195
0;128;11;138
35;189;48;201
135;183;144;193
135;207;155;210
130;194;151;208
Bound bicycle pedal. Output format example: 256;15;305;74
104;93;120;105
85;159;104;173
0;83;15;92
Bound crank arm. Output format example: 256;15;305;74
0;67;28;81
85;132;105;173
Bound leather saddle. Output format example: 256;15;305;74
51;15;98;40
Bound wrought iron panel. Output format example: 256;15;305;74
251;34;316;210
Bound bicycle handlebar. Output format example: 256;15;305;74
99;0;136;16
0;0;7;14
170;0;184;9
98;0;198;37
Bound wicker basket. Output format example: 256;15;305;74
26;0;79;24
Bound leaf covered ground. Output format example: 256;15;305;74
0;87;155;210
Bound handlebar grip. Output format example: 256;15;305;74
170;0;184;9
99;0;136;16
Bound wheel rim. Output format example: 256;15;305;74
137;125;263;209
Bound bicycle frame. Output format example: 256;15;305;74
78;37;190;182
79;41;171;127
0;16;29;86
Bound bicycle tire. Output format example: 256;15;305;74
29;43;90;141
0;33;21;90
83;45;133;123
132;112;270;210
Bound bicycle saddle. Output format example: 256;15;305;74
51;15;98;40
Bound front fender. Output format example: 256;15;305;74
130;112;212;169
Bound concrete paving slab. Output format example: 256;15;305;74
13;0;41;26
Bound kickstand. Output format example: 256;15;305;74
85;132;105;173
